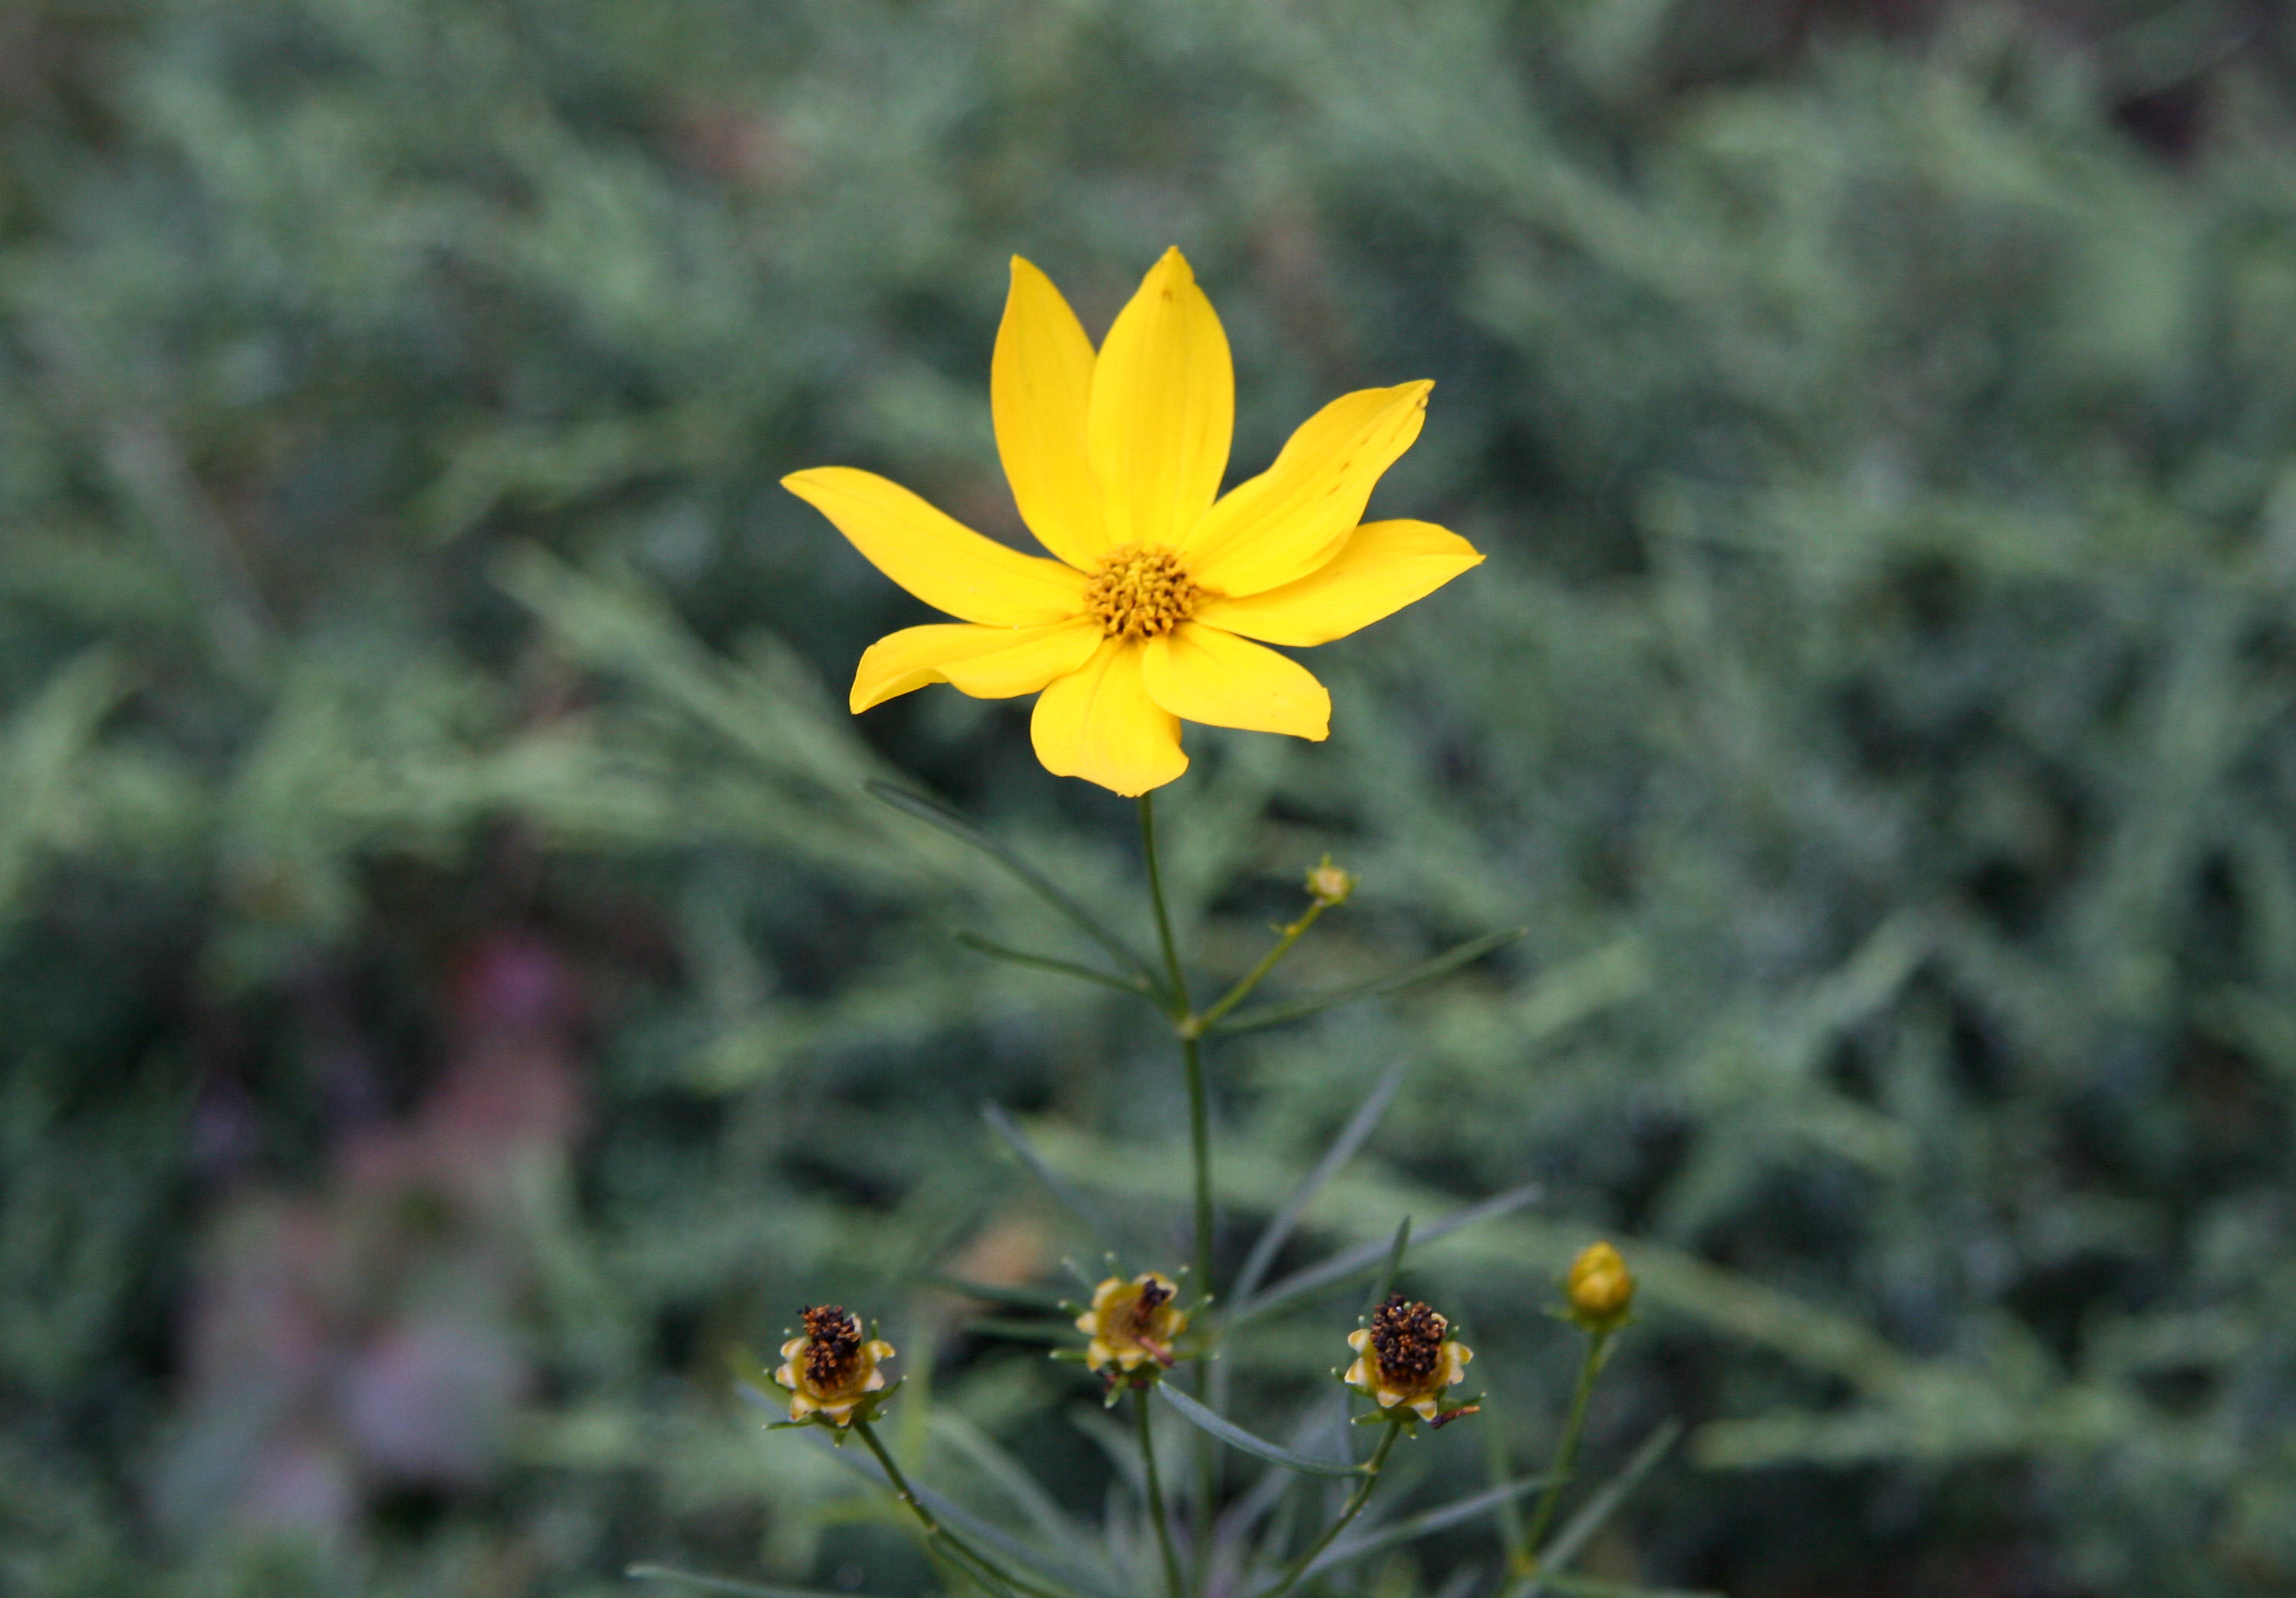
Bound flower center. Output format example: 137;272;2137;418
1085;545;1200;640
801;1304;863;1389
1369;1293;1447;1386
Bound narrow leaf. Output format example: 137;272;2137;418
1231;1063;1406;1304
921;1272;1072;1311
628;1563;850;1598
1156;1381;1363;1478
955;932;1156;997
929;1409;1097;1560
867;781;1165;992
964;1317;1077;1344
1538;1577;1722;1598
1207;928;1527;1034
982;1105;1120;1251
1525;1421;1684;1597
1307;1474;1558;1578
1229;1183;1542;1326
808;1426;1117;1598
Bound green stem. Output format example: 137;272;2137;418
1136;1386;1185;1598
854;1419;1054;1598
1517;1327;1613;1571
1138;794;1191;1021
1139;791;1215;1593
1196;901;1327;1031
1258;1419;1405;1598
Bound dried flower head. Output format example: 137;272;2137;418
772;1304;896;1427
1345;1293;1475;1423
788;248;1484;796
1076;1271;1189;1376
1565;1241;1635;1330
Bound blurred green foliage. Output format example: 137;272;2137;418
5;1;2296;1594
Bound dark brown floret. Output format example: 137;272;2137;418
801;1304;861;1387
1131;1277;1175;1330
1369;1293;1447;1384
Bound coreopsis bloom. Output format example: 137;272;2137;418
773;1304;896;1427
1346;1293;1475;1423
1076;1271;1189;1376
1565;1241;1635;1331
785;248;1484;796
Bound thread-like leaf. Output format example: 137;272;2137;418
1229;1183;1542;1326
1232;1063;1406;1304
1206;928;1526;1034
867;781;1165;992
982;1105;1120;1251
1156;1381;1364;1478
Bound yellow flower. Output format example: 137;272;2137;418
1075;1271;1189;1374
785;248;1485;796
772;1304;895;1427
1345;1293;1474;1422
1565;1241;1635;1330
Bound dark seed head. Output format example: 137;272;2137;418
801;1304;861;1387
1368;1293;1447;1385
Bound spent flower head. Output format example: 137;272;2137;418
1565;1241;1635;1332
1346;1293;1477;1425
1076;1271;1189;1379
771;1304;896;1428
786;248;1484;795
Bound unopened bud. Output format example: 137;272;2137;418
1305;856;1355;907
1565;1241;1634;1330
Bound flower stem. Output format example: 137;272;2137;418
1136;1386;1185;1598
1138;794;1191;1019
854;1419;1054;1598
1258;1419;1405;1598
1137;794;1213;1302
1195;900;1328;1031
1138;791;1215;1593
1515;1325;1614;1573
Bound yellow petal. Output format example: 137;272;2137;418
1087;248;1232;551
993;258;1107;570
1190;519;1482;646
1141;623;1330;741
785;466;1085;626
850;622;1101;712
1180;383;1431;597
1029;638;1188;796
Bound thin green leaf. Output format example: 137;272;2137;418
1231;1063;1406;1305
1537;1576;1722;1598
1361;1216;1413;1319
964;1317;1077;1344
929;1410;1098;1563
1524;1422;1684;1598
921;1272;1071;1311
628;1563;851;1598
982;1106;1120;1251
807;1427;1115;1598
954;932;1156;997
1206;928;1527;1034
866;782;1165;994
1156;1381;1363;1478
1307;1475;1559;1579
1229;1183;1543;1327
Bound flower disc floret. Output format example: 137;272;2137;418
773;1304;895;1426
1076;1271;1189;1374
1346;1293;1474;1422
1085;544;1202;640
